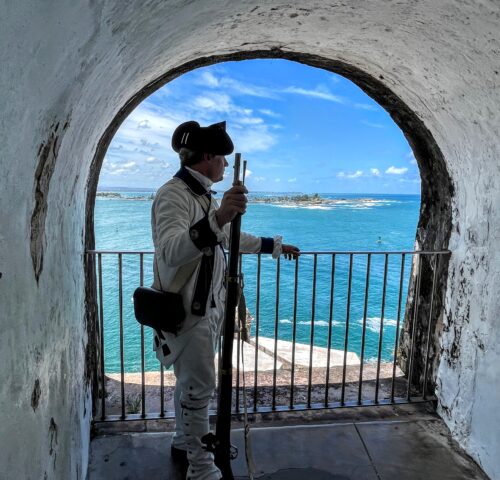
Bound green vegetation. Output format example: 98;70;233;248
251;193;324;204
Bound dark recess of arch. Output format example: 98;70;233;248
84;49;453;416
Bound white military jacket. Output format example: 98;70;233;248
151;166;281;366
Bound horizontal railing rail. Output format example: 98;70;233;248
87;249;450;422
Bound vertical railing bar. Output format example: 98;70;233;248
235;254;242;414
290;256;299;409
118;253;125;419
423;253;439;399
92;248;447;424
98;253;106;421
407;254;423;400
160;364;165;417
391;254;406;402
272;257;281;410
341;254;354;406
358;253;371;405
253;254;261;411
324;254;336;407
140;253;146;418
375;254;389;403
307;254;318;409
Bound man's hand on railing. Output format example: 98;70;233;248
282;244;300;260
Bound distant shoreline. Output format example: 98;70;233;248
96;191;155;200
96;191;415;205
250;193;393;206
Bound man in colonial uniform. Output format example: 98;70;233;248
151;120;299;480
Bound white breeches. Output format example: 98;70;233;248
170;318;222;480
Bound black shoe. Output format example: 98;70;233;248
171;445;188;475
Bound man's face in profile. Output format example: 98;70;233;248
207;154;229;183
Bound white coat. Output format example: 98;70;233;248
151;166;281;480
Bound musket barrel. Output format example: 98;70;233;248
215;152;245;479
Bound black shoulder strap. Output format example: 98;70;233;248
172;167;217;316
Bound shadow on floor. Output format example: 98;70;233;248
89;405;489;480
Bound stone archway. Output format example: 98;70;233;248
2;3;499;479
84;50;453;417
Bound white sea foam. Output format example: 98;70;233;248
303;205;333;210
356;317;398;333
279;319;340;327
266;199;400;210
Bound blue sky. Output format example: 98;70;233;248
99;59;420;194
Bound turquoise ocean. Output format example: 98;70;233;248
95;192;420;373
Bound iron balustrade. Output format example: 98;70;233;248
87;249;450;422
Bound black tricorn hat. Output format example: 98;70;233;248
171;120;234;155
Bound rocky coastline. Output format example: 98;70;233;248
97;191;383;206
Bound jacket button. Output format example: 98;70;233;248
190;229;199;240
192;301;201;310
202;247;212;256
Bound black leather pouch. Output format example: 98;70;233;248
133;286;185;335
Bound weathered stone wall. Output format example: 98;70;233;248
1;1;499;479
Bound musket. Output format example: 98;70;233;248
213;153;246;479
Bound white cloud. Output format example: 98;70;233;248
244;169;252;178
386;166;408;175
226;78;277;98
196;71;277;98
361;120;384;129
259;109;280;118
407;151;417;164
275;178;281;182
239;117;263;125
232;127;277;153
253;176;266;182
370;168;381;176
99;100;184;187
337;170;363;179
355;103;379;111
189;93;278;153
194;93;232;113
283;86;345;103
200;71;219;87
288;177;297;182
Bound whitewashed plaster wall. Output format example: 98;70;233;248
0;1;498;479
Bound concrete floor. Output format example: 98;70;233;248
89;408;488;480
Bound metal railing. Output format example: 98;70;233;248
87;249;450;422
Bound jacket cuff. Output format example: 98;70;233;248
189;216;219;252
260;237;274;254
208;209;228;244
271;235;283;259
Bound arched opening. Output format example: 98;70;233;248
85;51;453;419
5;2;500;478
